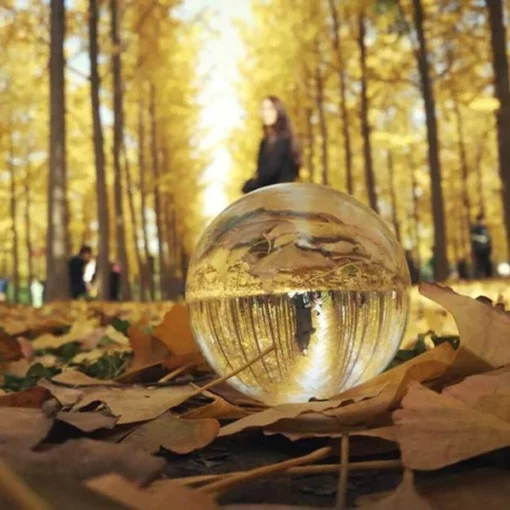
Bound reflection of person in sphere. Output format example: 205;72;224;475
292;292;316;355
242;96;302;194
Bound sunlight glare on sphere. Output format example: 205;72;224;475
186;183;411;405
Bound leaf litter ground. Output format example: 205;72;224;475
1;283;510;508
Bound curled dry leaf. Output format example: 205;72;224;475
0;330;23;362
87;473;219;510
52;369;118;386
56;411;118;433
220;342;454;438
364;382;510;471
182;390;252;420
127;325;169;372
420;283;510;376
122;414;220;454
1;439;164;484
0;408;53;448
153;304;199;357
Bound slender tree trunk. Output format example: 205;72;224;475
110;0;131;300
89;0;110;300
358;12;378;213
149;84;168;299
46;0;70;301
138;95;155;300
305;107;315;183
485;0;510;258
24;160;34;303
122;144;146;301
475;141;486;216
8;128;19;303
315;59;329;186
408;153;422;275
328;0;354;194
452;99;473;264
387;150;401;243
412;0;448;280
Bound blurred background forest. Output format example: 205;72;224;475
1;0;510;304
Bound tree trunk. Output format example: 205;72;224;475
110;0;131;300
328;0;354;195
123;143;146;301
24;160;34;303
149;84;168;299
89;0;110;301
452;99;473;264
475;140;486;216
8;128;19;303
138;95;155;300
412;0;448;280
314;60;329;186
358;12;378;213
387;150;401;244
305;107;315;183
485;0;510;258
46;0;70;301
408;153;422;275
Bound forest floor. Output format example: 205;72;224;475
0;279;509;508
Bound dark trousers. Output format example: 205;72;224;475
474;252;492;279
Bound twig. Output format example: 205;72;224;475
170;459;402;487
200;446;332;495
158;363;192;383
335;434;350;510
0;457;51;510
183;344;275;402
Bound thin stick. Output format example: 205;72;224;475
200;446;332;495
158;363;192;383
184;344;275;401
170;460;399;488
0;457;51;510
170;459;402;487
335;434;350;510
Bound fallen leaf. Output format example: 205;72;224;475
368;382;510;470
443;365;510;421
57;411;118;432
87;473;218;510
72;384;194;424
183;391;252;420
31;319;97;349
420;283;510;376
0;438;164;484
52;369;118;386
223;506;321;510
122;414;219;454
220;342;454;437
0;408;53;448
39;378;84;406
153;304;198;356
0;386;50;408
0;330;23;362
127;325;169;372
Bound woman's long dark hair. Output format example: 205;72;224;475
263;95;302;167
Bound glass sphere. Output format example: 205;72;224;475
186;183;410;405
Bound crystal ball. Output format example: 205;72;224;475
186;183;410;405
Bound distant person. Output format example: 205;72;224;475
0;277;8;302
109;261;121;301
30;278;44;308
242;96;301;194
405;250;420;285
471;213;493;278
69;245;93;299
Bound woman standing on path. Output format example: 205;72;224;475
242;96;302;193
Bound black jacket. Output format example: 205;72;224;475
242;136;299;193
69;255;87;298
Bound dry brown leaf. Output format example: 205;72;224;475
153;304;198;356
52;369;118;386
420;283;510;376
182;391;252;420
357;468;510;509
72;384;194;424
128;325;169;372
39;378;85;406
122;414;219;454
224;506;321;510
0;408;53;448
0;330;23;362
222;342;454;438
443;365;510;421
0;386;50;408
367;382;510;470
56;411;118;433
0;438;164;484
87;473;218;510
